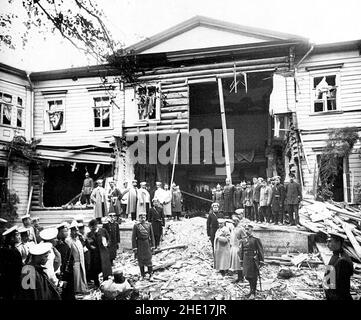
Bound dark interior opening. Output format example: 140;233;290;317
43;163;112;207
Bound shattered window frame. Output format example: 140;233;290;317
310;71;340;113
44;96;66;133
92;96;112;130
0;92;25;128
135;83;161;122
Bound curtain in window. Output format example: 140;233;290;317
2;104;12;124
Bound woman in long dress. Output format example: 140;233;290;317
213;219;231;276
69;222;88;294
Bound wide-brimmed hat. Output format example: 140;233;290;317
29;242;52;256
39;228;58;241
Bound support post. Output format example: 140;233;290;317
217;77;232;183
170;131;181;187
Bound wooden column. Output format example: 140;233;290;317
217;77;232;183
170;131;180;187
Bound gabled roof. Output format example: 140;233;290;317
127;15;307;53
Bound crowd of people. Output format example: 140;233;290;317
81;174;183;222
0;212;126;300
212;173;302;226
0;173;354;301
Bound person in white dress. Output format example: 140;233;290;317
163;183;172;218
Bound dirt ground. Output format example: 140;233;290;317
82;217;361;300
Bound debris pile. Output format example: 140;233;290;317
299;199;361;267
82;215;361;300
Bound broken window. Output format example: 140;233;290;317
136;85;160;121
312;75;337;113
45;99;65;131
0;92;24;128
93;96;111;128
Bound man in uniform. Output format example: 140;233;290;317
81;172;94;205
19;242;61;300
127;180;138;221
207;202;222;253
148;199;165;248
252;177;262;223
285;173;302;226
324;232;353;300
223;178;235;219
239;224;264;299
32;217;43;243
0;226;23;300
271;176;286;225
21;214;37;243
103;212;120;265
132;212;155;281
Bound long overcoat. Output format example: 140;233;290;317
213;226;231;270
239;235;264;279
132;221;155;267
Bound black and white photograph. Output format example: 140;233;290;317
1;0;361;308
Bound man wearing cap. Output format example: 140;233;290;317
148;199;165;248
17;227;34;265
243;181;254;221
103;213;120;265
252;177;262;223
162;183;172;219
223;178;235;219
32;217;43;243
324;232;353;300
39;228;62;286
0;226;23;299
21;214;37;244
91;179;108;221
153;181;165;205
132;212;155;281
69;221;88;295
171;185;183;220
120;181;129;218
259;179;272;224
78;222;91;279
108;180;122;217
285;173;302;226
212;184;224;213
207;203;222;253
81;172;94;205
137;182;150;220
127;180;138;221
271;176;286;225
239;224;264;299
19;242;61;300
55;222;74;300
233;183;243;211
87;219;112;287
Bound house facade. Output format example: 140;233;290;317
1;16;360;224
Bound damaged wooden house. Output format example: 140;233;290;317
1;16;361;225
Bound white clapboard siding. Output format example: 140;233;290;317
33;76;123;146
295;49;361;133
9;161;29;216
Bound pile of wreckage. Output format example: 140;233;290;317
82;200;361;300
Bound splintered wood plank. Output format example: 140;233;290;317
316;242;332;265
343;223;361;261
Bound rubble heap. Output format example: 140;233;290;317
81;216;361;300
299;199;361;272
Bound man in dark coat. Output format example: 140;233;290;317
324;232;353;300
233;183;243;210
171;185;183;220
252;177;262;222
285;173;302;226
239;224;264;300
0;226;23;300
87;219;112;287
108;181;122;218
103;213;120;265
148;199;165;248
81;172;94;205
207;203;223;253
55;222;74;300
271;176;286;225
223;178;235;218
132;212;155;281
18;242;61;300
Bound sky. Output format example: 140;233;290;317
1;0;361;72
